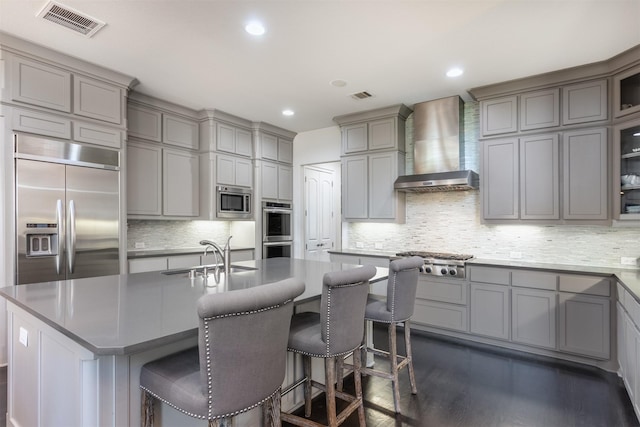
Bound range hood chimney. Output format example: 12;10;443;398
394;96;479;192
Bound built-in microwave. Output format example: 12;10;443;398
217;186;252;219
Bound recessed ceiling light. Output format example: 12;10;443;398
330;79;347;87
282;109;295;116
446;67;464;78
245;20;265;36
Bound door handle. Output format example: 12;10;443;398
56;199;63;275
67;200;76;274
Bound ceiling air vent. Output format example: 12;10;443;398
37;1;106;37
350;91;373;100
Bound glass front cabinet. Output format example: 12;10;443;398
614;118;640;219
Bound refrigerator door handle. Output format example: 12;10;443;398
56;199;64;274
67;200;76;274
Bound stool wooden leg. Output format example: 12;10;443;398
141;390;154;427
325;357;338;427
352;347;366;427
303;355;313;418
263;389;281;427
388;323;401;413
404;320;418;394
336;355;344;392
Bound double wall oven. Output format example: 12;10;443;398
262;201;292;258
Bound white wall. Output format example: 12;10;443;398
292;126;342;258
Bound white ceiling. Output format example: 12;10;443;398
1;0;639;133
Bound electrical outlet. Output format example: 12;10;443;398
510;251;522;259
135;242;146;249
620;256;639;266
356;242;364;249
374;242;383;250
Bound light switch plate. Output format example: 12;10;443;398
510;251;522;259
620;256;639;266
374;242;383;250
19;327;28;347
135;242;145;249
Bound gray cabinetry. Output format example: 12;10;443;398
613;118;640;220
511;287;556;349
470;282;510;340
261;162;292;201
481;96;518;136
520;134;560;219
218;123;252;156
562;79;608;125
128;104;162;142
558;292;610;359
73;75;122;124
11;56;71;112
342;151;405;221
163;149;199;217
614;64;640;118
520;89;560;131
12;108;71;140
260;132;292;163
482;138;519;219
216;154;252;188
72;121;123;149
163;114;199;150
341;117;399;154
127;141;161;216
562;128;608;220
413;276;469;333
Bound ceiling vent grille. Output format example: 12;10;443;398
350;91;373;100
37;1;106;37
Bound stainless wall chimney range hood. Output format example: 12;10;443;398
394;96;479;192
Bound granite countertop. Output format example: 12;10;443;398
0;258;388;356
127;246;255;259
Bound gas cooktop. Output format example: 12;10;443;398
396;251;474;279
395;251;474;261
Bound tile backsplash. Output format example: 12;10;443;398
346;189;640;268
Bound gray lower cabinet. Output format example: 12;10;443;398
511;287;556;349
558;292;610;359
328;253;389;296
413;276;469;332
618;283;640;420
470;283;510;340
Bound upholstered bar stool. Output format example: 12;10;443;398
281;265;377;427
140;277;305;427
360;256;423;414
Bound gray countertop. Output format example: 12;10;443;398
127;246;255;259
329;249;640;303
0;258;388;356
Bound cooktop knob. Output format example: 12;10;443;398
440;267;448;275
424;266;432;274
449;268;457;276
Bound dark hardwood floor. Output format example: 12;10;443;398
285;325;640;427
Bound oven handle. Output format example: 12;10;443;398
263;208;292;214
263;241;293;247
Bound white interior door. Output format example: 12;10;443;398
304;166;335;261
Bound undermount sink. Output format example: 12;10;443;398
161;264;257;276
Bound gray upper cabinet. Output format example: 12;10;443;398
342;118;400;154
261;162;292;201
481;96;518;136
563;127;608;220
73;75;122;124
342;123;368;154
217;123;251;156
520;89;559;131
562;80;608;125
127;141;162;216
127;104;162;142
520;134;559;220
216;154;252;188
342;155;368;219
11;56;71;112
482;138;519;219
163;113;199;150
614;64;640;118
260;133;293;163
163;148;200;216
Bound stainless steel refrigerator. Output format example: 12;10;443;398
15;133;120;285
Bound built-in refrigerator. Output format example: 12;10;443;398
15;133;120;285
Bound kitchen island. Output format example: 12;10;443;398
0;258;388;427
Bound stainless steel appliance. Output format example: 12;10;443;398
15;133;120;285
395;251;474;279
262;201;292;258
217;185;252;219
